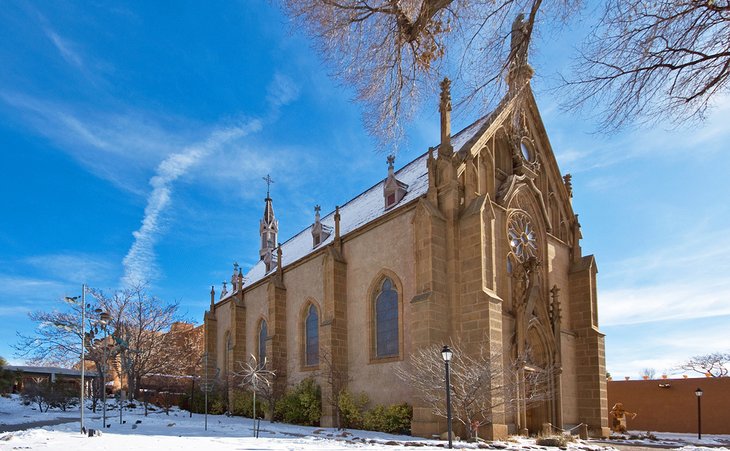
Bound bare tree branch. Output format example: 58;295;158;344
563;0;730;131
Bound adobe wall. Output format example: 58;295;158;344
608;377;730;434
343;207;416;406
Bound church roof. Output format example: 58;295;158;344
230;111;498;296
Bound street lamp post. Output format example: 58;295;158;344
695;387;703;440
97;310;111;429
64;283;87;435
441;345;453;449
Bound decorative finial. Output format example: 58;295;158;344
314;204;321;215
439;78;452;113
233;262;239;272
387;154;395;169
263;174;275;198
334;205;340;233
439;77;453;157
563;173;573;197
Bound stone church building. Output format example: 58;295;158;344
202;71;608;438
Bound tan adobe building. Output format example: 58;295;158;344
202;70;609;439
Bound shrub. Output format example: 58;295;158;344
337;390;368;429
363;403;412;435
0;357;14;394
22;380;51;412
181;387;225;414
230;389;267;418
47;384;78;412
274;378;321;426
209;397;226;415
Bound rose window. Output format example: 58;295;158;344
508;213;538;262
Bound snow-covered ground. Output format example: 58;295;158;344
0;395;727;451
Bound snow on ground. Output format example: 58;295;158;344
606;431;730;449
0;395;727;451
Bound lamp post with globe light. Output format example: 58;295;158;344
695;387;703;440
441;345;453;449
63;283;87;435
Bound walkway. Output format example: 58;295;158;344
0;417;78;433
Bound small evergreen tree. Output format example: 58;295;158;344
0;357;15;394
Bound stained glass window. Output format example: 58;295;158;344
375;277;399;358
258;320;267;367
508;212;538;263
305;304;319;366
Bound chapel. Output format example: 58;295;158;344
202;54;609;439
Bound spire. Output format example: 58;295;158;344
259;175;279;262
439;77;453;157
231;262;239;291
334;206;341;243
507;13;534;92
383;155;409;209
209;285;215;310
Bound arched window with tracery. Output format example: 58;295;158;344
304;304;319;366
374;277;399;358
258;319;267;367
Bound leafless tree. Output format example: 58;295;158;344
14;299;91;367
87;284;187;399
282;0;728;143
564;0;730;131
639;368;656;379
15;285;189;401
397;340;554;440
281;0;577;146
675;352;730;377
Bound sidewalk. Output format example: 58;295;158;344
0;417;78;433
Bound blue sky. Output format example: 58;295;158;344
1;1;729;379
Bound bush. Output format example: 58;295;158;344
181;387;225;414
0;357;14;394
337;390;369;429
274;378;321;426
209;397;226;415
21;380;77;412
230;389;267;418
363;403;412;435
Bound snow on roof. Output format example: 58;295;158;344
7;365;99;377
239;151;430;289
222;111;496;295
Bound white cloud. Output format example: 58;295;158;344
121;120;262;287
0;306;31;318
22;253;116;284
0;275;69;307
604;317;730;378
44;28;84;68
599;222;730;327
266;73;300;111
600;281;730;327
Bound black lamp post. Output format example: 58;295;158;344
695;387;703;440
97;310;111;429
441;345;453;449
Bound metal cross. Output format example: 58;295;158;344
387;154;395;167
263;174;274;198
314;205;321;214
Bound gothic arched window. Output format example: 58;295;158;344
305;304;319;366
374;277;399;358
258;319;267;367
